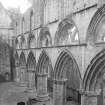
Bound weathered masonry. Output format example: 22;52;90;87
13;0;105;105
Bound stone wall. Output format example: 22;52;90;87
14;0;104;81
14;1;105;104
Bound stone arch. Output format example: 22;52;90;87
27;51;36;68
83;49;105;91
87;4;105;44
38;27;52;47
15;51;19;61
54;50;81;104
36;50;53;76
27;32;35;48
21;35;26;49
19;52;26;66
19;52;27;84
15;38;19;49
54;18;79;46
27;51;36;90
36;50;53;98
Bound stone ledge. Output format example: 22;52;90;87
37;73;48;77
53;79;67;84
36;94;50;102
79;89;100;96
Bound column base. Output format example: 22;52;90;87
27;88;37;98
27;94;50;105
36;93;50;102
20;82;27;87
27;98;38;105
15;78;20;83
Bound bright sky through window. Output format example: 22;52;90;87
0;0;32;14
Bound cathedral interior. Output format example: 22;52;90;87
1;0;105;105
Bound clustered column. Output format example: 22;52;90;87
15;62;20;82
53;79;67;105
36;73;49;101
27;68;36;97
20;65;27;87
80;90;100;105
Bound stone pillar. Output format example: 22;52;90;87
36;73;49;101
101;72;105;105
15;66;20;82
27;69;36;98
80;90;99;105
80;90;85;105
20;66;27;87
53;79;67;105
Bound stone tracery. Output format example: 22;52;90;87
55;18;79;46
38;27;52;47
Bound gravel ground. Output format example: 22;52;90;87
0;82;28;105
0;82;53;105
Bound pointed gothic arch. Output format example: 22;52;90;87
15;51;19;65
15;51;19;60
19;52;27;84
36;50;53;97
54;18;79;46
83;49;105;91
15;38;19;49
27;32;35;48
21;35;26;49
87;4;105;43
19;52;26;66
36;50;53;76
54;50;81;87
27;51;36;69
54;50;81;103
38;27;52;47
